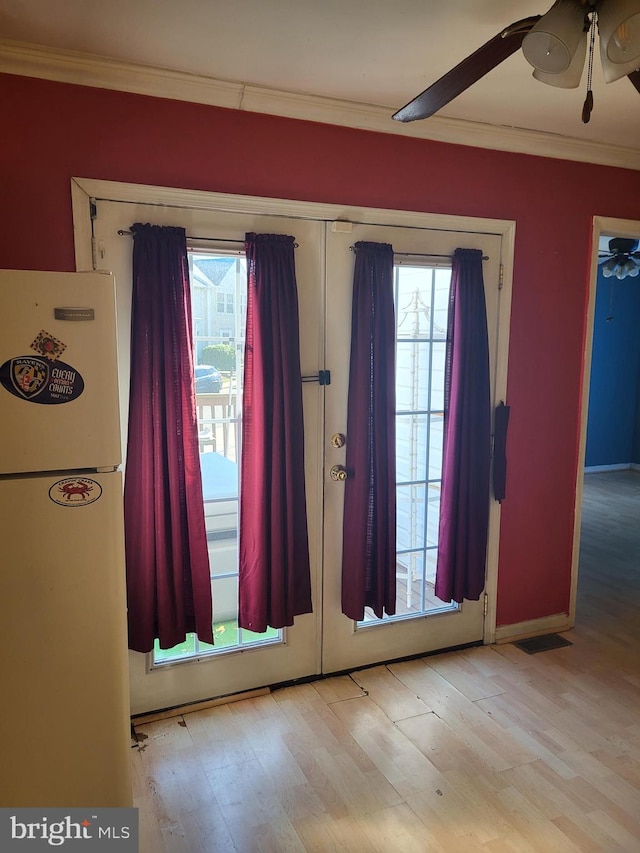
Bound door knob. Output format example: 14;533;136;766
330;465;348;481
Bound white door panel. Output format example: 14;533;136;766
92;200;324;715
322;222;504;674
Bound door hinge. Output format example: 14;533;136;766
483;593;489;617
498;263;504;290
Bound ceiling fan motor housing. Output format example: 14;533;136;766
608;237;639;253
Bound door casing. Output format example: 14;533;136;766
570;215;640;628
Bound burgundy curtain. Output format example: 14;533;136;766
239;233;312;632
435;248;491;604
124;223;213;653
342;241;396;620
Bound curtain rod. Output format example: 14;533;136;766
117;230;245;244
352;247;489;261
117;231;298;247
395;251;489;261
117;231;485;259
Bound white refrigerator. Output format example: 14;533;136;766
0;269;132;807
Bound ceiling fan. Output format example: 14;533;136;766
599;237;640;277
393;0;640;125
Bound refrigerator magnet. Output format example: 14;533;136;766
0;355;85;404
49;477;103;507
30;329;67;361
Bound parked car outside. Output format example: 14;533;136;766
195;364;222;393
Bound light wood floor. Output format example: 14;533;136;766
132;471;640;852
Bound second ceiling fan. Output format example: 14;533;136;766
393;0;640;125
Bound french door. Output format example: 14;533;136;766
91;200;325;715
322;222;504;673
83;184;509;714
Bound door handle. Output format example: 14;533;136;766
330;465;348;481
330;433;346;448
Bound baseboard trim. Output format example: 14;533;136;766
494;613;572;644
584;463;631;473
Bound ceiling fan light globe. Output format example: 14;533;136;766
522;0;586;73
524;32;571;72
532;30;587;86
628;265;640;277
600;47;640;80
598;0;640;66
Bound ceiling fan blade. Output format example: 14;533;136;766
628;69;640;94
393;16;541;123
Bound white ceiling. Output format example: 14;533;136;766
1;0;640;151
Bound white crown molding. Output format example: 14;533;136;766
3;38;640;171
0;38;243;109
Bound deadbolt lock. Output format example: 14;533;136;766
330;433;346;448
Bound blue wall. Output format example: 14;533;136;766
585;270;640;467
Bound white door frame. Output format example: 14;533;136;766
71;177;515;678
570;215;640;625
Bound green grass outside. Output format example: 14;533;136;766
154;620;280;663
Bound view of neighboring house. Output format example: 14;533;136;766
189;255;247;364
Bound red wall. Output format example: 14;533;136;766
4;73;640;627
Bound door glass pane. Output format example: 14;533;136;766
433;269;450;338
396;342;431;412
397;483;426;552
428;413;444;481
361;264;457;626
430;342;446;411
154;251;282;665
396;413;427;483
